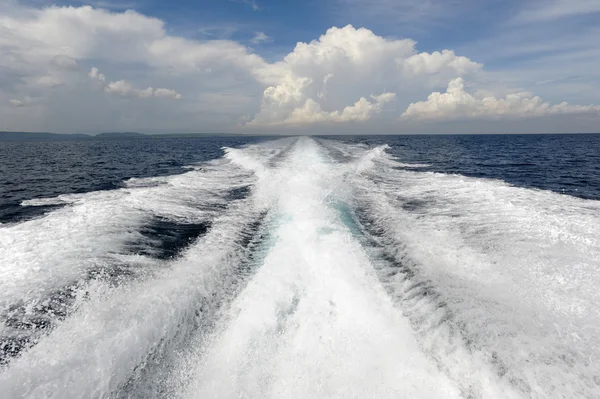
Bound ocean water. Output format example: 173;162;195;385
0;137;267;223
0;134;599;398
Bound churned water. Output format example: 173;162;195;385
1;134;599;398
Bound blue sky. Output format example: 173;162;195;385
2;0;600;133
85;0;596;67
47;0;525;57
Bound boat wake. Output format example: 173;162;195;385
1;137;599;398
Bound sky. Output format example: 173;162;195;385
1;0;600;134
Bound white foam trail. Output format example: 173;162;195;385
0;158;250;313
21;197;71;206
0;200;264;398
0;136;299;312
4;136;598;398
176;138;461;399
0;139;299;398
394;162;430;168
345;142;600;398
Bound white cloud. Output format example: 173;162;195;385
402;77;600;120
88;67;182;100
402;50;479;76
0;6;267;75
154;88;182;100
105;79;137;97
104;79;182;100
0;5;260;132
88;67;106;83
275;92;396;125
0;4;598;133
249;32;271;45
249;25;481;126
137;87;154;99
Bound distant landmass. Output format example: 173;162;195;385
94;132;147;139
0;131;247;141
0;132;91;141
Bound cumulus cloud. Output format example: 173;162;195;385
137;87;154;99
154;88;182;100
88;67;106;83
275;92;396;125
104;80;182;100
0;4;598;133
402;77;600;120
249;25;481;126
401;50;479;76
1;6;267;75
92;68;182;100
104;79;138;97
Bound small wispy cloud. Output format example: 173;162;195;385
70;0;137;10
514;0;600;23
9;97;34;107
197;24;241;40
249;31;271;45
50;55;78;70
232;0;260;11
335;0;464;32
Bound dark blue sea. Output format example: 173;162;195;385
1;134;599;398
2;134;599;224
0;136;267;223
